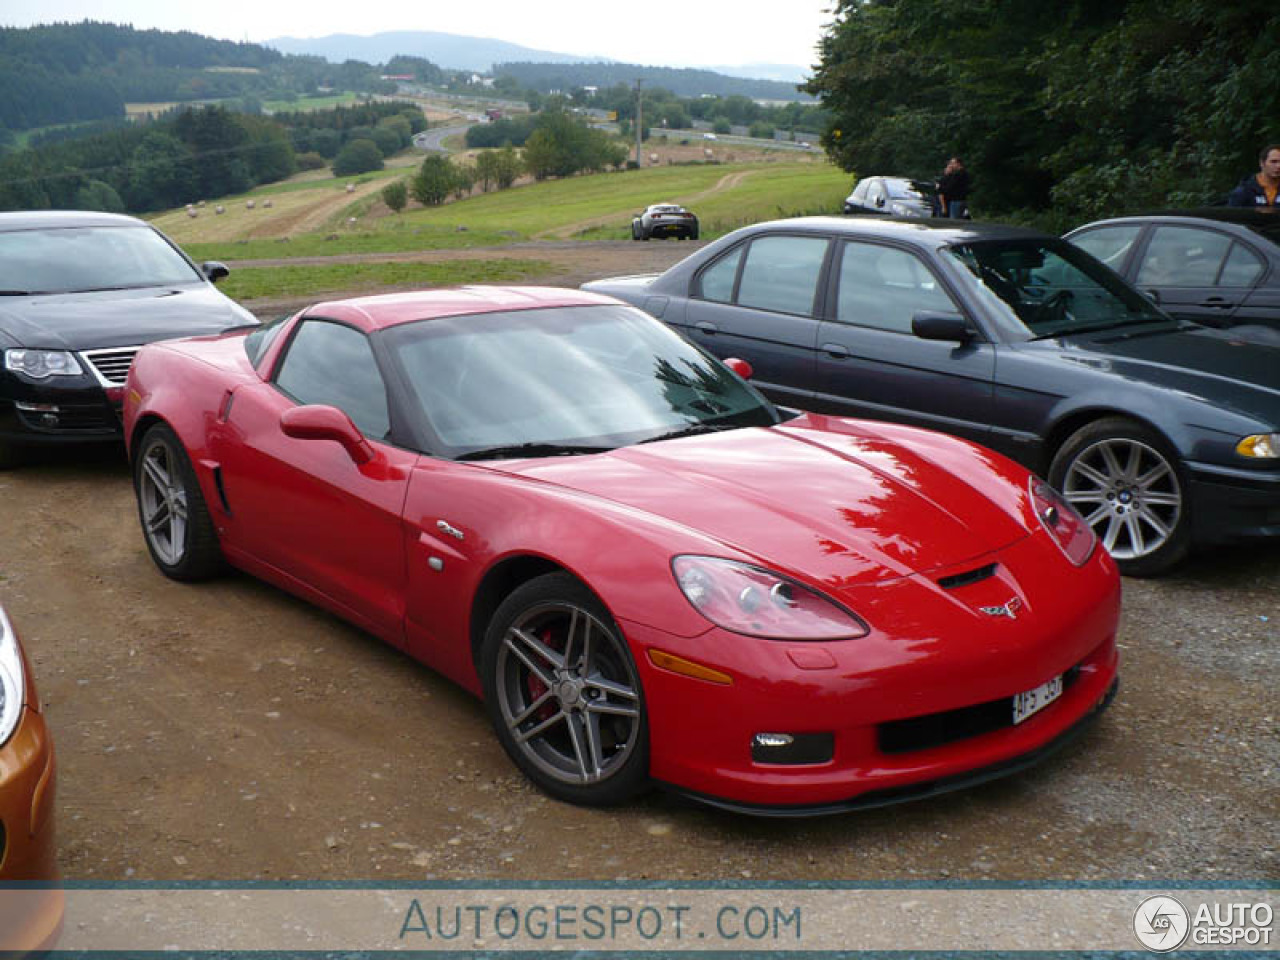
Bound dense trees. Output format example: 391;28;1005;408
806;0;1280;225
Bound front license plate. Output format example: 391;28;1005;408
1012;674;1063;724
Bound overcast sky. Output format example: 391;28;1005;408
1;1;837;70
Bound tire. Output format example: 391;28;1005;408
481;572;649;806
133;422;224;581
1048;417;1191;577
631;221;644;241
0;442;23;470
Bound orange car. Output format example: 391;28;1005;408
0;602;61;953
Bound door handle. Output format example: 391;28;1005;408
1197;297;1233;308
694;321;719;335
821;343;851;359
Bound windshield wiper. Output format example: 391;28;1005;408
639;422;738;444
456;442;613;462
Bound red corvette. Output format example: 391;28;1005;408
124;287;1120;814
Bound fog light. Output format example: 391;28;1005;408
14;401;60;427
750;731;834;765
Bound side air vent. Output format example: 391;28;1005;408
938;563;998;590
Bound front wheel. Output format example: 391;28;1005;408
1049;417;1190;577
481;573;649;806
134;422;224;581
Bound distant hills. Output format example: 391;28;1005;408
266;30;599;73
267;30;811;91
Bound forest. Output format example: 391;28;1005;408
806;0;1280;226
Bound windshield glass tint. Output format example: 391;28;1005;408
946;237;1166;337
0;225;202;294
387;304;778;457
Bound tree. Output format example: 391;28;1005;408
493;145;522;189
74;179;124;212
332;138;382;176
411;154;456;206
125;131;196;210
381;178;408;214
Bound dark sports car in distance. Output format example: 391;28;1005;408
123;286;1119;814
584;217;1280;576
633;203;699;241
843;176;938;217
0;210;256;467
1066;208;1280;343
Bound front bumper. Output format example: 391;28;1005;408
0;703;62;952
0;379;123;449
1187;459;1280;543
626;537;1121;812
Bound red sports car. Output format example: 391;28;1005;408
123;286;1120;814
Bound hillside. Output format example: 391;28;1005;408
267;31;600;72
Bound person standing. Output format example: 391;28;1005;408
937;156;971;219
1228;145;1280;207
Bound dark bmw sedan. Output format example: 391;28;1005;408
0;210;256;467
584;217;1280;576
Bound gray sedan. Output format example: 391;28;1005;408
584;216;1280;576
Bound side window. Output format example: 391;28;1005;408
1070;225;1142;273
1219;242;1265;286
275;319;391;439
836;242;958;333
735;236;829;315
1137;226;1231;287
697;245;744;303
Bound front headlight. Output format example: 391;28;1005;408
1237;434;1280;459
672;555;868;640
890;201;921;217
0;605;25;746
5;348;82;379
1030;477;1097;566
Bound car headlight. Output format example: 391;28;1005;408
890;201;920;217
672;555;868;640
1030;477;1097;566
0;606;25;746
5;348;82;379
1237;434;1280;459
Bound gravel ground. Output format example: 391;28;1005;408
1;242;1275;887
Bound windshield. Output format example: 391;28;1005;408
0;225;203;294
946;237;1168;338
384;304;779;459
888;179;935;200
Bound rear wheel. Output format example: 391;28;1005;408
1049;417;1190;577
481;573;649;806
134;422;224;580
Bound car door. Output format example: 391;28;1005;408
212;317;415;644
813;239;996;445
1132;224;1266;328
680;232;830;408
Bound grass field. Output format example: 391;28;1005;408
217;257;553;301
168;159;850;262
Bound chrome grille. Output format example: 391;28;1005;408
79;346;142;386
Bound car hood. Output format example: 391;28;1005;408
1058;323;1280;416
0;283;255;351
491;415;1032;587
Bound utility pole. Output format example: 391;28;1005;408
635;79;643;168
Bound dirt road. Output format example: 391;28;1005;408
1;242;1275;885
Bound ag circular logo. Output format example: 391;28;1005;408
1134;895;1190;952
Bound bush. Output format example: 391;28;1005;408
295;151;326;171
332;139;383;176
381;179;408;214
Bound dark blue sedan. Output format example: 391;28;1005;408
584;217;1280;576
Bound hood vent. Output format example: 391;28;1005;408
937;563;998;590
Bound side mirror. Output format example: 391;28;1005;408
280;405;374;464
912;311;973;343
723;357;754;380
202;261;230;284
1143;288;1161;304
